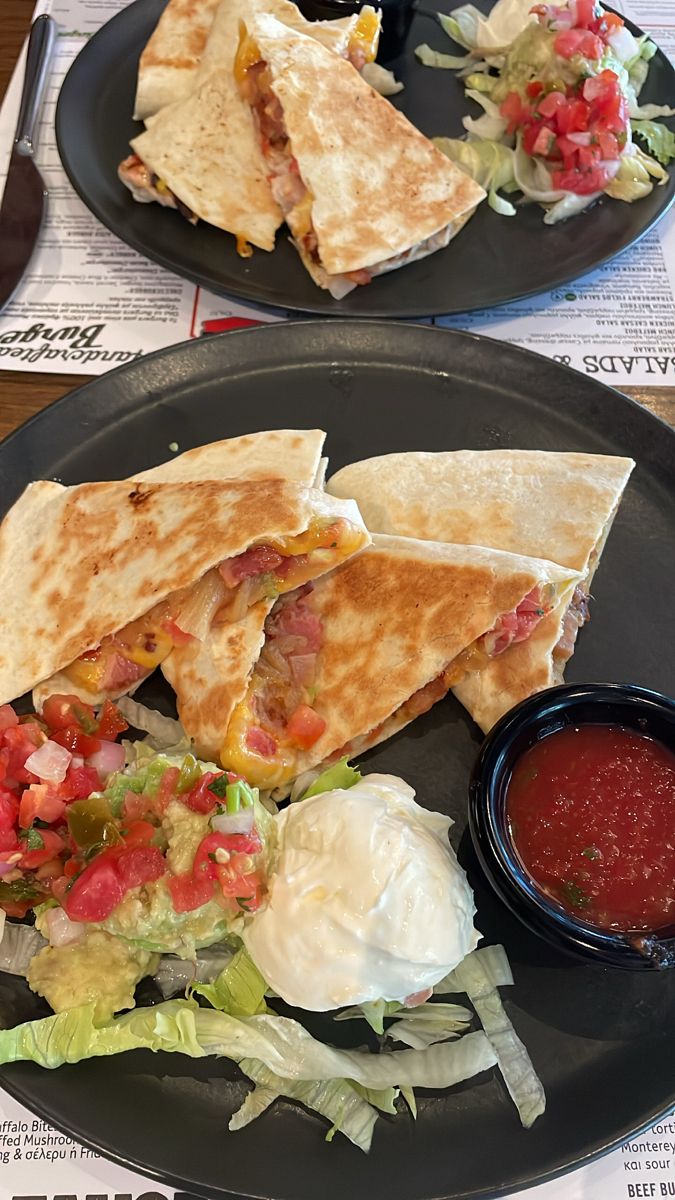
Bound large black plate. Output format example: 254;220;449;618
1;323;675;1200
55;0;675;318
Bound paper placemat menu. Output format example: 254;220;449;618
0;0;673;384
1;1080;674;1200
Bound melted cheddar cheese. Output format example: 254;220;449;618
349;8;380;64
220;694;296;790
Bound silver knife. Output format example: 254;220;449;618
0;14;57;315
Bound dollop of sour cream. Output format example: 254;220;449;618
243;774;480;1011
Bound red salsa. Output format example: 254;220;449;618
506;724;675;932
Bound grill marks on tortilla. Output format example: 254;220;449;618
0;478;322;704
281;538;578;775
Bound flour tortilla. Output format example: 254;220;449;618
31;430;327;711
198;534;580;783
242;15;485;283
133;0;368;121
327;450;634;729
131;0;380;250
1;478;365;706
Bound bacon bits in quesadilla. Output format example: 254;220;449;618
0;478;368;709
235;15;486;297
327;449;634;730
202;535;582;788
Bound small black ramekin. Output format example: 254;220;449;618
469;683;675;970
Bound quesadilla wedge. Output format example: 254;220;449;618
235;15;486;297
1;478;368;708
169;534;581;785
122;0;381;252
133;0;380;121
31;430;328;711
327;449;635;730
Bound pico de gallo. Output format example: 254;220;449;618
499;2;631;196
419;0;673;222
0;694;270;928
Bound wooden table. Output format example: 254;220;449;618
2;0;674;439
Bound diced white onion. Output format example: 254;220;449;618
212;807;255;836
25;740;72;783
86;740;125;780
46;907;86;947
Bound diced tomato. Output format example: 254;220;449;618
0;829;18;852
193;830;261;882
215;863;264;910
121;819;156;848
122;791;153;821
20;828;66;870
156;765;180;811
50;725;101;757
285;704;326;750
555;28;603;59
500;90;530;133
59;764;102;802
42;695;97;734
63;854;125;922
95;699;128;741
556;98;589;134
168;871;215;913
0;788;19;830
551;164;611;193
537;90;566;118
0;705;18;731
3;723;44;783
62;856;81;878
576;0;597;27
245;726;277;758
219;544;285;588
161;618;195;646
115;845;165;890
182;771;221;814
526;80;544;98
597;10;624;36
19;785;67;828
531;125;557;156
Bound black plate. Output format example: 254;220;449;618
1;323;675;1200
54;0;675;318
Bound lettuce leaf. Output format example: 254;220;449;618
0;999;497;1092
191;947;268;1016
386;1002;473;1050
0;1000;205;1069
301;759;361;800
237;1060;380;1152
438;949;545;1128
415;43;475;69
434;137;516;215
631;120;675;166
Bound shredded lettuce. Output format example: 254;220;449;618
334;998;402;1034
415;43;475;70
542;191;601;224
0;920;46;976
116;697;187;749
228;1077;279;1130
300;758;361;800
191;946;268;1016
629;101;675;121
360;62;404;96
0;998;497;1091
237;1060;380;1152
435;137;517;214
439;0;536;53
631;120;675;167
386;1002;473;1050
441;950;545;1129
